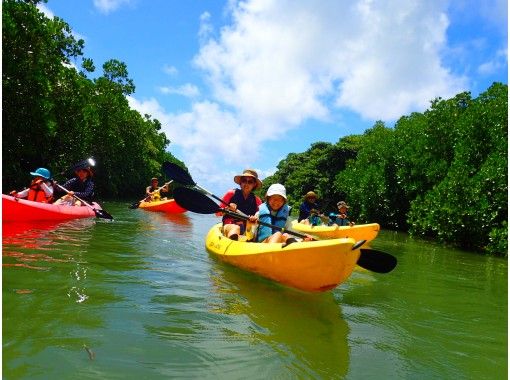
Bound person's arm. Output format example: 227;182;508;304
14;188;29;198
40;181;53;197
216;190;235;217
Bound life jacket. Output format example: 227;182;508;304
222;189;260;233
255;202;289;242
27;180;52;203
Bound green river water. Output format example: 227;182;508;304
2;202;507;379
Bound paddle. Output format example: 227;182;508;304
54;182;114;220
129;180;173;209
173;187;397;274
161;161;241;211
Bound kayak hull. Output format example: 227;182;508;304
2;194;99;222
205;223;360;292
291;221;380;242
138;198;186;213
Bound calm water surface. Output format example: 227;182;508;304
2;202;507;379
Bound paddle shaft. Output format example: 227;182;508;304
162;161;248;216
220;208;308;239
145;180;173;200
54;182;113;220
54;183;93;206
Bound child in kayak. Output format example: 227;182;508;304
9;167;54;203
219;169;263;240
54;159;95;206
328;201;355;226
250;184;313;246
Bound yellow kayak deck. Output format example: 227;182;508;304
291;221;380;241
205;223;360;292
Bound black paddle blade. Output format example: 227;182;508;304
162;162;195;187
173;187;221;214
357;248;397;274
94;208;114;220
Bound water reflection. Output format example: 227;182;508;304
208;265;350;379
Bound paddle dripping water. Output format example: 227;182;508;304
2;203;507;379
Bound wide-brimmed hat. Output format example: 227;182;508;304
151;177;159;182
266;183;287;201
234;169;262;189
304;191;317;200
337;201;350;209
30;167;51;180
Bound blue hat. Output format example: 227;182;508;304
30;167;51;179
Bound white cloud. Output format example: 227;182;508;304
478;48;508;75
93;0;132;14
195;0;467;122
133;0;474;192
158;84;200;98
163;64;178;75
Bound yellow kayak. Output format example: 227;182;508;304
205;223;361;292
291;221;380;242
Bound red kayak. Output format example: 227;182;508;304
138;198;186;213
2;194;100;222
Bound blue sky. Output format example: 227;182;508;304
41;0;507;194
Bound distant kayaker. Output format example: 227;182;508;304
328;201;354;227
54;160;95;206
9;167;54;203
249;184;313;246
298;191;327;226
219;169;263;240
145;177;169;202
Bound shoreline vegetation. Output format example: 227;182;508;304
3;0;507;255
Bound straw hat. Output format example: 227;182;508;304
337;201;350;209
233;169;262;189
304;191;317;200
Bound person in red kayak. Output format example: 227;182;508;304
54;159;95;206
219;168;263;240
145;177;169;202
9;167;54;203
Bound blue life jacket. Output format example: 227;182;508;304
256;202;289;242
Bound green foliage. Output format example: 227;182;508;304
2;0;182;198
267;84;507;256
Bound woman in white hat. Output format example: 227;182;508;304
220;168;263;240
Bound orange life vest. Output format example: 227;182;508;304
27;180;52;203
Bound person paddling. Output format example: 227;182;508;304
9;167;54;203
54;159;95;206
219;169;263;240
145;177;169;202
328;201;355;226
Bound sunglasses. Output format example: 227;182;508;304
240;177;256;185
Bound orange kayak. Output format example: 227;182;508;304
138;198;186;213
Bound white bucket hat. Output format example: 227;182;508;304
266;184;287;200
